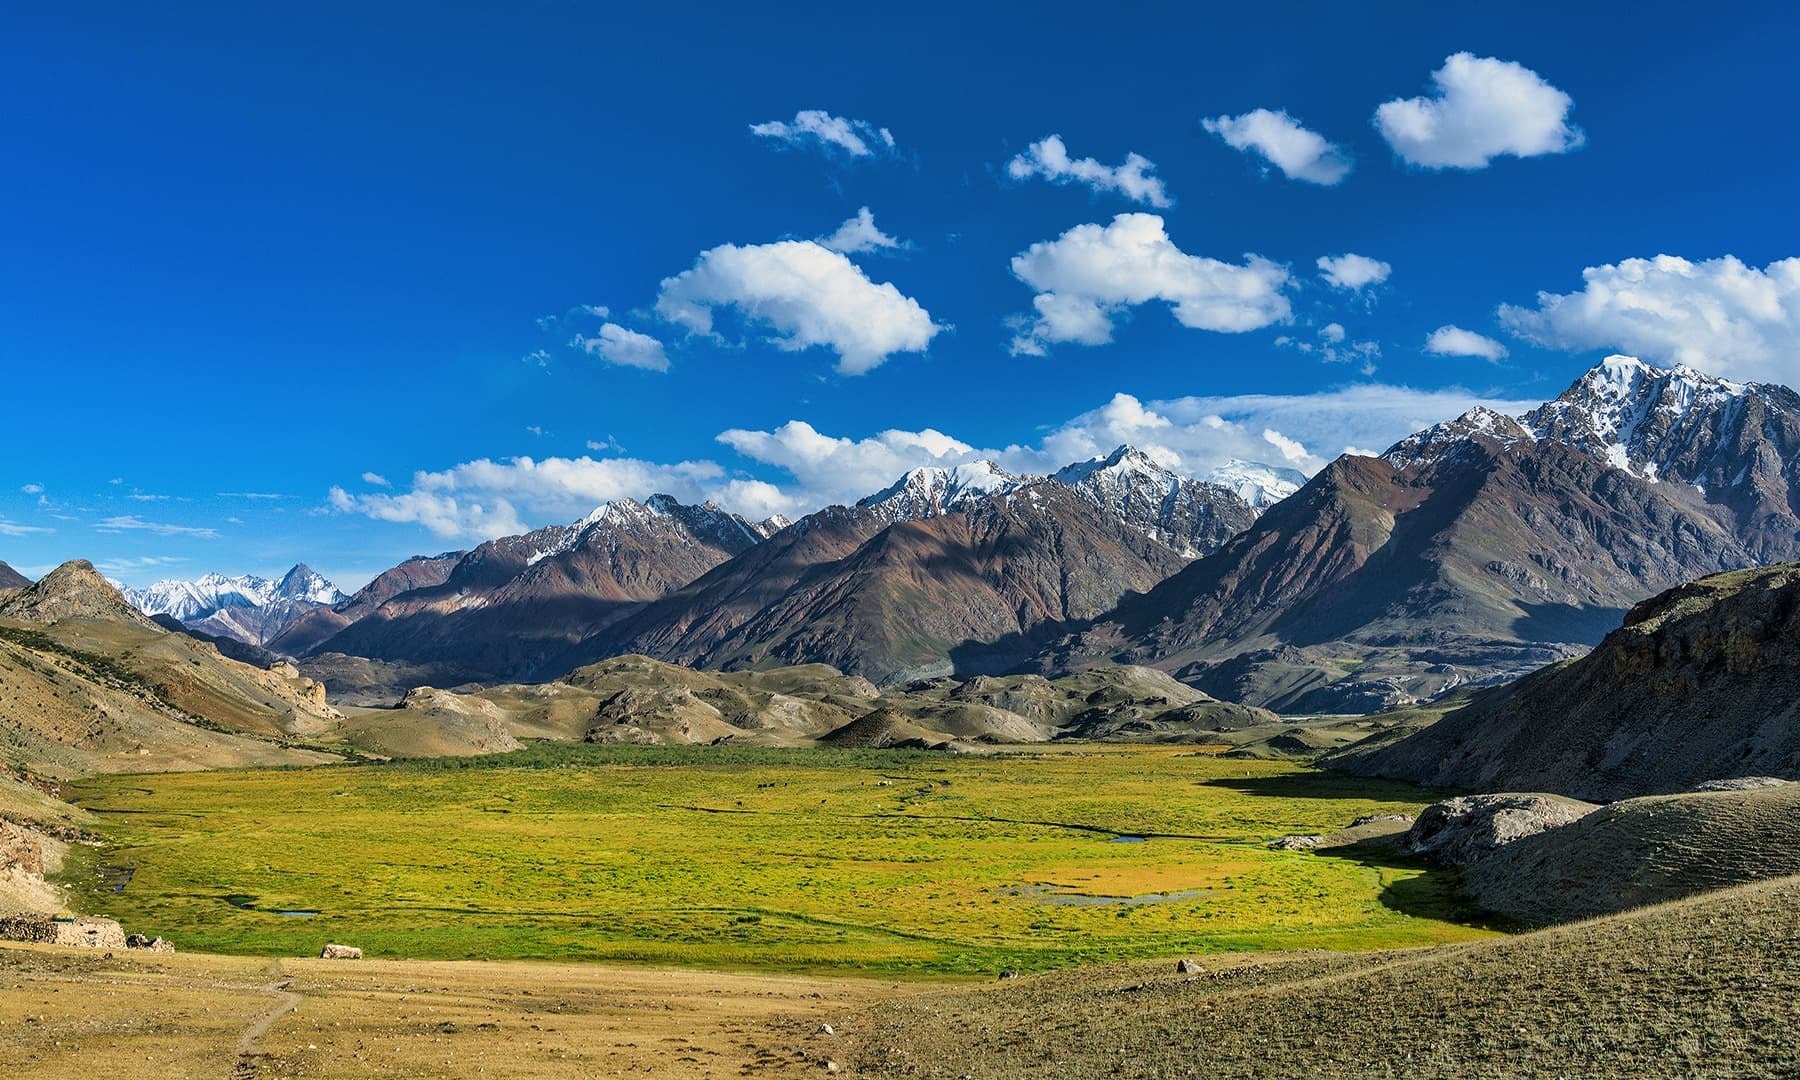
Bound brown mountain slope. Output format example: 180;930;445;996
0;562;30;590
1330;563;1800;800
304;498;770;683
1033;360;1800;712
0;562;341;777
567;482;1208;686
267;551;463;656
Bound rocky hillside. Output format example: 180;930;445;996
1331;563;1800;799
1032;357;1800;711
0;561;342;777
0;562;30;590
553;448;1257;687
295;496;778;684
267;551;464;656
335;656;1272;757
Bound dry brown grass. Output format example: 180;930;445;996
0;942;892;1078
840;872;1800;1078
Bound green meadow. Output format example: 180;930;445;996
64;744;1495;976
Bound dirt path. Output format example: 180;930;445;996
233;958;305;1078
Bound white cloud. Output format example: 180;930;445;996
1275;324;1383;374
1007;213;1291;356
749;109;897;158
1261;429;1309;464
716;421;978;512
328;455;732;540
20;483;43;495
1375;52;1584;169
0;521;53;536
656;239;942;375
1425;324;1510;361
819;207;902;255
1202;109;1352;185
572;322;671;372
94;515;219;539
1317;253;1392;291
218;492;285;500
361;472;390;487
1497;255;1800;381
1005;135;1171;207
1320;322;1347;344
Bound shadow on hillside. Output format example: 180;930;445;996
1510;600;1627;646
1196;770;1456;802
1322;837;1515;930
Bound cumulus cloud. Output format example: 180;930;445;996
716;421;978;511
1425;324;1510;361
1007;213;1291;356
1375;52;1584;169
1497;254;1800;381
656;239;942;374
818;207;902;255
329;455;742;540
94;515;219;539
749;109;897;158
1202;109;1352;185
572;322;671;372
1005;135;1172;207
361;472;390;487
1317;253;1392;291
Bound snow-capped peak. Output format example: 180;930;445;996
859;460;1025;521
1525;354;1751;481
116;565;346;642
1201;459;1306;509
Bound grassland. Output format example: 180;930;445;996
61;744;1493;977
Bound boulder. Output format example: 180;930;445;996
1267;834;1325;851
1175;958;1200;974
1406;794;1598;867
320;943;363;959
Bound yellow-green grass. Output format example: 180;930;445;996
62;744;1494;977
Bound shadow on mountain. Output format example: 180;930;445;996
1508;600;1629;645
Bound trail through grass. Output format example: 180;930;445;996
65;744;1493;976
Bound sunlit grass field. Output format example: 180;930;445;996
65;744;1494;976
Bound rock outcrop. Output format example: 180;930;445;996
1332;564;1800;800
1404;794;1599;867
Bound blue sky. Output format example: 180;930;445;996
4;2;1798;589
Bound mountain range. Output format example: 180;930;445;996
115;565;345;647
1030;356;1800;710
285;446;1267;693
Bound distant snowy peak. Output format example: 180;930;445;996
859;460;1025;521
1201;459;1307;509
117;564;346;646
120;566;345;622
1051;445;1259;557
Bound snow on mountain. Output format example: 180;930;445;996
1523;354;1752;483
1379;355;1783;494
1201;459;1307;508
858;460;1027;521
1051;446;1259;557
116;564;347;646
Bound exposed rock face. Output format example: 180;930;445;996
1405;794;1599;867
0;561;161;629
0;915;127;950
321;943;362;959
119;565;347;647
1332;563;1800;800
574;478;1237;687
1032;358;1800;711
269;552;464;657
298;497;775;684
0;562;31;590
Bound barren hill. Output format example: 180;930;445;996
1331;563;1800;800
